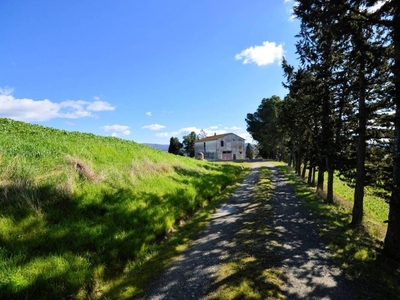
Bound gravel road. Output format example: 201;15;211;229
135;161;356;299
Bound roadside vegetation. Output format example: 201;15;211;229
246;0;400;260
0;118;247;299
275;162;400;300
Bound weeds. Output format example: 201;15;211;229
0;118;246;299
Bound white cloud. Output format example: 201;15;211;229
102;124;131;137
154;124;253;143
0;86;14;96
223;126;241;130
156;126;229;139
87;101;115;111
0;87;116;122
156;127;201;138
283;0;298;22
142;123;166;130
235;41;284;66
146;111;152;116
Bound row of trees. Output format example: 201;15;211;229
168;131;203;157
246;0;400;260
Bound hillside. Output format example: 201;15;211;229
142;143;169;151
0;118;245;299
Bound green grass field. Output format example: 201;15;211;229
0;118;247;299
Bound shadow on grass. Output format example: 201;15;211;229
276;165;400;300
0;163;245;299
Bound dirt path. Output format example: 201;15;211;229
135;162;355;299
268;163;355;299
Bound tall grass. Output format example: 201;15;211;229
0;118;245;299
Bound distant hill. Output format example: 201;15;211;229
142;143;169;151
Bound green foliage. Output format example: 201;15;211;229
245;144;254;159
182;131;197;157
168;137;183;155
245;96;284;159
0;118;245;299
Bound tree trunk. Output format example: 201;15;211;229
302;158;308;178
326;156;334;204
312;166;316;186
307;163;312;185
317;162;325;193
296;144;302;175
384;4;400;260
289;137;295;167
296;150;301;175
351;55;367;227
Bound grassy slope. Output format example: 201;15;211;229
0;118;247;299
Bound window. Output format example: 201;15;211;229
221;140;224;147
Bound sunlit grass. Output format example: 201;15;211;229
275;163;400;300
0;118;248;299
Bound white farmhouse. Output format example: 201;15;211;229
195;133;245;160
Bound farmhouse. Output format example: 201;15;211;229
195;133;245;160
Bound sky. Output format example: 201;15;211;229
0;0;300;144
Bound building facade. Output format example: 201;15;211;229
194;133;245;161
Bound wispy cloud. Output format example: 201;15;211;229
87;101;115;111
146;111;152;116
235;41;284;66
102;124;130;137
283;0;298;22
227;126;241;130
156;126;201;138
0;87;116;122
157;126;228;139
142;123;166;130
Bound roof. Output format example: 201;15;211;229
196;133;244;143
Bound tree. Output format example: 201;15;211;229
245;96;284;159
168;137;182;155
245;144;254;160
197;129;207;140
182;131;197;157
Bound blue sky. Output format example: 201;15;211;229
1;0;299;144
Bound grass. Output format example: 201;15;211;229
274;162;400;300
206;167;285;300
0;118;249;299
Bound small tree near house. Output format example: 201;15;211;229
246;144;254;159
168;137;183;155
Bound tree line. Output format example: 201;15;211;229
246;0;400;260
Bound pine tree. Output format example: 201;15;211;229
245;144;254;160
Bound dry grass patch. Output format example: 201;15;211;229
66;155;102;183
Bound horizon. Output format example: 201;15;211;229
0;1;300;144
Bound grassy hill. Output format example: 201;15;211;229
0;118;246;299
